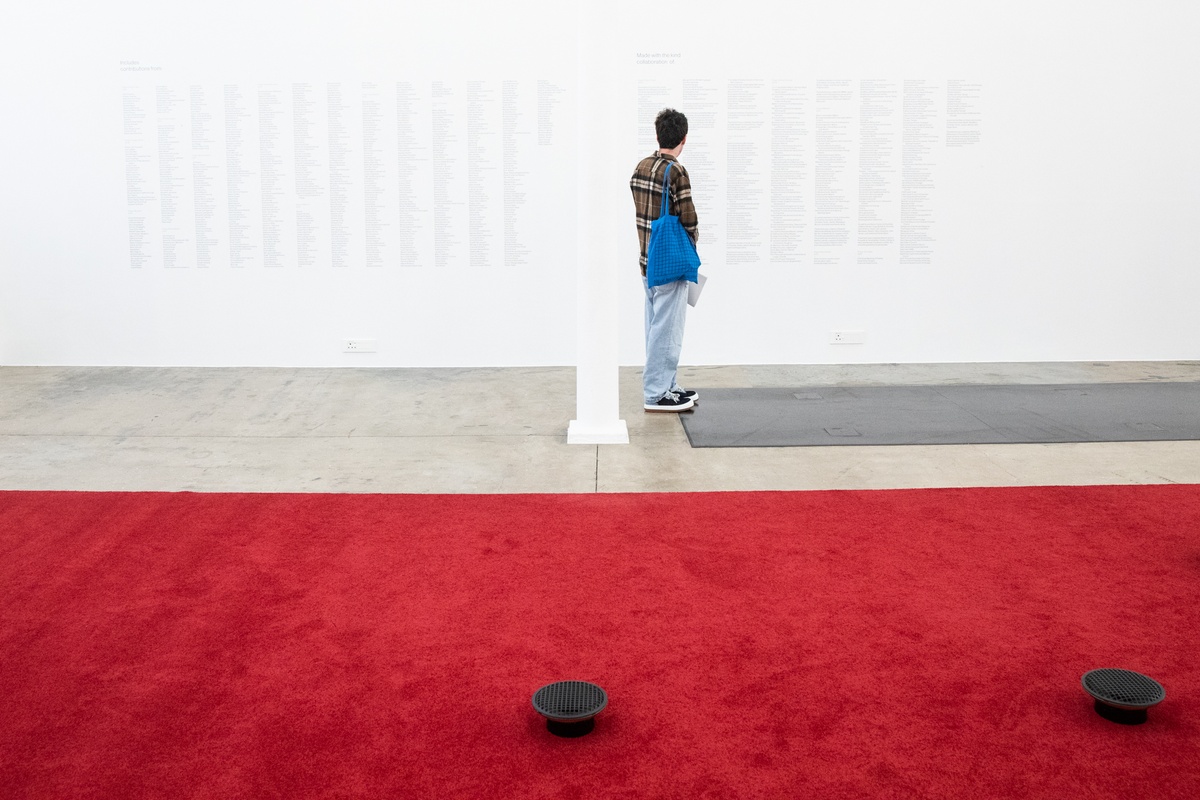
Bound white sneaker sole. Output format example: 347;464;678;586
644;398;695;412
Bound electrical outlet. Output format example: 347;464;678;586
830;330;866;345
343;339;377;353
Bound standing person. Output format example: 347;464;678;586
630;108;699;412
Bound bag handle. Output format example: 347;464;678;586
659;161;673;218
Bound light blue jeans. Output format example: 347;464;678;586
642;276;689;404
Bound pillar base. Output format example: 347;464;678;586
567;419;629;445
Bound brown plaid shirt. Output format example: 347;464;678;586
630;152;699;274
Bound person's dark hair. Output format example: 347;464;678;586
655;108;688;150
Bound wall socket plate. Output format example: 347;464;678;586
343;339;377;353
830;330;866;345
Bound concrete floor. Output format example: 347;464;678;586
2;361;1199;493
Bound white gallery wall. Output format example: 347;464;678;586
1;1;1198;367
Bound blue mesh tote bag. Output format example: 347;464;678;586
646;162;701;288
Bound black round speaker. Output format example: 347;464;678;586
1081;668;1165;725
532;680;608;737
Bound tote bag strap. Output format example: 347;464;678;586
658;161;673;218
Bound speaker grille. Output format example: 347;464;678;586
1082;668;1165;709
532;681;608;721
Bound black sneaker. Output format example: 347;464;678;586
644;391;695;412
676;388;698;403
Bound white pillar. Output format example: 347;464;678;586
568;2;628;445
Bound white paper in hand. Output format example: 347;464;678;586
687;273;707;307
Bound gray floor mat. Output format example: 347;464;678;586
678;382;1200;447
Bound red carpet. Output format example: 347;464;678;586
1;486;1198;799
